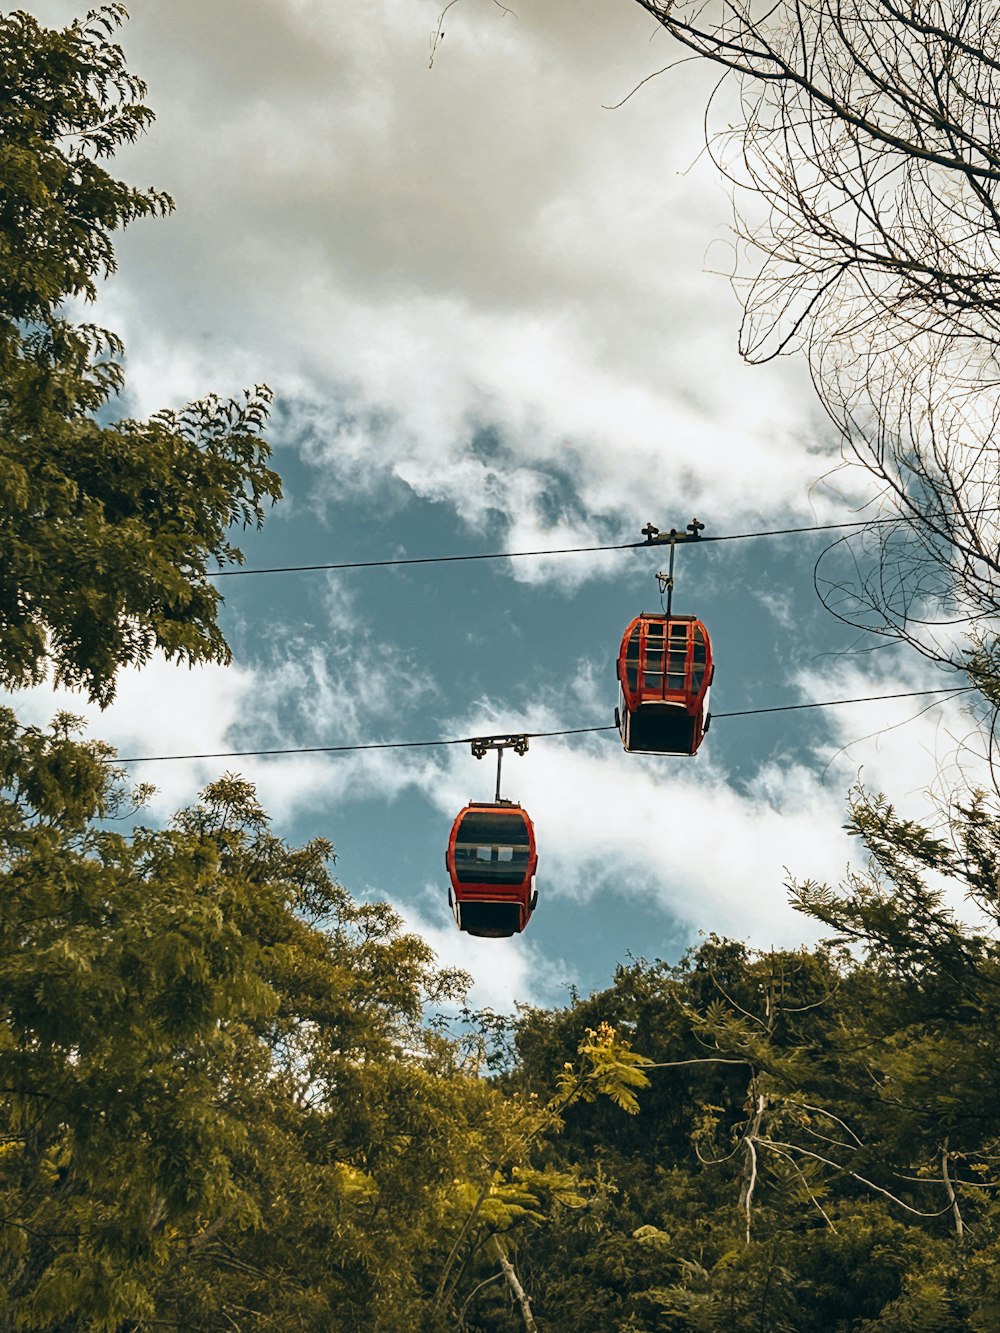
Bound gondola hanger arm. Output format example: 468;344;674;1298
641;519;705;617
470;734;529;803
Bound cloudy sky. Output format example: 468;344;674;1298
16;0;975;1010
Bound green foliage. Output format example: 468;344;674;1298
0;6;281;704
7;731;1000;1328
19;10;1000;1332
496;791;1000;1330
0;711;516;1328
0;5;168;323
0;711;684;1330
557;1021;653;1115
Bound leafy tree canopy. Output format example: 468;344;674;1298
0;5;281;705
0;708;466;1328
0;709;658;1330
7;7;1000;1331
489;788;1000;1332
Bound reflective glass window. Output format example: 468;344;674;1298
453;811;531;884
457;812;530;845
625;627;640;691
454;846;530;884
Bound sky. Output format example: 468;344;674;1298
13;0;979;1011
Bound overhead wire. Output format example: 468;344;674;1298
712;685;975;718
207;515;915;578
114;725;615;765
113;686;973;764
115;511;984;763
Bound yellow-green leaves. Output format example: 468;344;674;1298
0;9;281;705
557;1021;653;1116
0;713;482;1327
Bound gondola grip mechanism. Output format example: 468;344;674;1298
641;517;705;545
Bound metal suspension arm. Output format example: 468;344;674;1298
645;518;706;616
470;734;530;803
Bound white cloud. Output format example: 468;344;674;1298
412;697;849;948
32;0;859;576
795;659;983;818
6;636;983;990
3;596;441;826
752;586;798;631
396;885;577;1012
410;660;994;953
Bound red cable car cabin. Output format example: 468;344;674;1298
446;801;538;938
616;613;713;755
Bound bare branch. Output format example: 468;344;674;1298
757;1137;955;1216
492;1235;538;1333
942;1139;965;1238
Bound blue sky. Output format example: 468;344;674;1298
16;0;975;1009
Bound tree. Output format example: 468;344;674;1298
434;1019;652;1331
0;5;281;705
635;0;1000;363
0;707;504;1328
633;0;1000;672
0;707;656;1330
501;850;1000;1333
0;712;275;1326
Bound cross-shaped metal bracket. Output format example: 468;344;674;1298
642;517;706;544
470;734;530;760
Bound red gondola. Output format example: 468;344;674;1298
446;800;538;938
616;613;713;755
